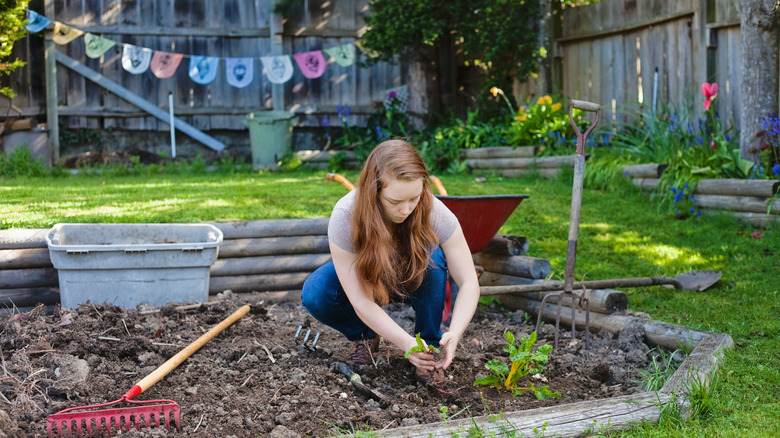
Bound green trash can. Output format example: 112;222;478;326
243;111;295;170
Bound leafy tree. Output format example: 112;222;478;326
0;0;29;99
359;0;542;123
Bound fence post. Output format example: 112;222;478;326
270;1;285;112
44;0;59;164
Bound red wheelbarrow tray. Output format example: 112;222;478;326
435;194;528;253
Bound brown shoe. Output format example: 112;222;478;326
346;336;380;366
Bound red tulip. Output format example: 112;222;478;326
701;82;718;110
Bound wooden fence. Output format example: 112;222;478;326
7;0;402;134
516;0;745;131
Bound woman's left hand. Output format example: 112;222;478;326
435;331;461;370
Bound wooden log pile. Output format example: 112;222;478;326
625;166;780;228
1;220;628;319
463;146;579;179
296;150;361;170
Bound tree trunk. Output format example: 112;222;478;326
404;45;443;129
739;0;780;161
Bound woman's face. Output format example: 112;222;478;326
378;177;424;225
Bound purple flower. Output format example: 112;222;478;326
388;91;397;99
337;105;344;118
773;164;780;176
322;117;329;128
344;106;351;117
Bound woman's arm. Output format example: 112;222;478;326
330;242;437;371
438;224;480;369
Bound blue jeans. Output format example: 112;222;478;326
301;247;447;347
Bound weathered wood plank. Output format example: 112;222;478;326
0;248;52;269
211;218;329;239
0;268;59;289
694;179;780;197
461;146;537;159
0;229;49;249
209;272;312;293
623;163;666;178
218;235;331;258
471;253;552;279
211;253;331;276
0;287;60;308
466;155;579;170
696;194;780;214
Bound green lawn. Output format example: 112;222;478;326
2;170;778;437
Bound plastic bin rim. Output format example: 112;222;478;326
45;223;223;251
244;111;296;122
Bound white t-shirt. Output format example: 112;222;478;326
328;189;459;253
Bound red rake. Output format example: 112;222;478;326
47;304;251;437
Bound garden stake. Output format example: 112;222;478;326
535;100;600;350
47;305;250;437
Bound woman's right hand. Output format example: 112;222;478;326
404;339;437;373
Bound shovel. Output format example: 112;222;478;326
480;270;722;296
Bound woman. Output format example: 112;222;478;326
302;139;479;379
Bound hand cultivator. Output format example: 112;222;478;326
46;305;250;437
535;100;601;350
294;325;321;351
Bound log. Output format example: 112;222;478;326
211;254;331;277
466;155;578;170
694;178;780;197
0;287;60;308
0;248;52;269
479;234;529;257
0;268;58;289
701;210;780;227
4;117;39;131
210;218;329;240
518;289;628;315
471;167;561;179
661;332;733;395
695;194;780;215
296;150;358;162
622;163;667;178
0;228;49;249
209;272;312;294
631;177;659;191
496;296;712;350
218;235;330;258
377;391;667;438
461;146;537;159
478;271;545;287
471;253;552;279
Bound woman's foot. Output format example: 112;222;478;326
346;336;380;366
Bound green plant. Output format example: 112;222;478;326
756;113;780;180
0;0;29;99
473;330;560;400
0;146;46;177
404;333;439;358
685;369;720;421
635;348;684;391
504;95;580;153
330;101;414;163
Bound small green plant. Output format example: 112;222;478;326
635;348;684;391
0;146;47;178
404;333;439;358
686;369;720;421
504;95;579;153
473;330;560;400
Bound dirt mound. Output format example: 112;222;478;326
0;295;657;436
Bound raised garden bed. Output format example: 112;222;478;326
0;295;731;437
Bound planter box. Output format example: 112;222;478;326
45;223;222;308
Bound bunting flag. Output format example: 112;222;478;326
293;50;327;79
150;51;184;79
261;55;294;84
189;56;219;84
324;43;355;67
84;33;117;59
26;10;51;33
225;57;253;88
53;22;84;45
121;44;153;74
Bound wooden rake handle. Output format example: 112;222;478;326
123;304;251;400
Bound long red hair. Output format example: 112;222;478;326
351;139;438;305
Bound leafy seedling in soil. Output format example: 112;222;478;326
473;330;561;400
404;333;440;358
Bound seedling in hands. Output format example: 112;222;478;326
473;330;561;400
404;333;439;358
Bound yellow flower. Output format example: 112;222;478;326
551;102;562;112
514;114;527;121
490;86;503;97
537;95;552;105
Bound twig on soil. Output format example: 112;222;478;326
152;342;178;347
271;384;285;403
0;345;8;377
90;302;102;317
0;376;14;383
139;301;222;315
122;319;131;336
259;342;276;363
193;414;205;432
98;327;117;336
98;336;121;341
236;351;248;364
25;350;56;355
241;373;254;387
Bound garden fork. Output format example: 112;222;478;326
535;100;600;350
294;325;320;351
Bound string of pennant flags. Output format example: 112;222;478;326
25;9;361;88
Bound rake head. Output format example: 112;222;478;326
47;398;180;437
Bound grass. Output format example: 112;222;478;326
2;169;779;437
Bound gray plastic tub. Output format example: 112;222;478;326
46;223;223;308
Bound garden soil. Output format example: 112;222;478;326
0;292;658;437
